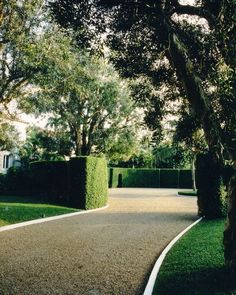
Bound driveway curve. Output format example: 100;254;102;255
0;188;198;295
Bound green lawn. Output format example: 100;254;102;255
0;195;79;226
153;219;236;295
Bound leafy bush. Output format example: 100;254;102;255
196;152;227;219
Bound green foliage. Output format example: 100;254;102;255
196;153;228;219
20;126;73;162
30;161;69;204
69;157;108;209
129;77;165;142
154;219;236;295
1;157;108;210
109;142;191;169
179;169;194;189
110;168;161;188
0;0;55;105
109;168;192;189
160;169;179;188
21;38;142;157
68;157;86;209
153;143;191;169
105;128;141;163
0;167;32;196
0;122;20;151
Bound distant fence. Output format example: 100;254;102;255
108;168;193;189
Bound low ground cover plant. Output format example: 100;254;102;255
154;219;236;295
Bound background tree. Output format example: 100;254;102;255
173;106;208;190
20;126;73;163
0;122;19;151
153;142;191;169
21;39;143;156
0;0;53;108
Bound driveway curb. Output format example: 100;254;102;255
143;217;203;295
0;204;109;232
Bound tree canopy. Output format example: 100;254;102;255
0;122;19;151
20;33;144;157
0;0;53;107
50;0;236;165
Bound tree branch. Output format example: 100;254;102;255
172;3;216;29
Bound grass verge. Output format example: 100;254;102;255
178;190;197;196
0;195;79;226
153;219;236;295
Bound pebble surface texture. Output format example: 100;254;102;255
0;188;198;295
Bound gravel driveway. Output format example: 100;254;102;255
0;188;198;295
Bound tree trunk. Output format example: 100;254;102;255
81;127;89;155
156;28;227;218
74;128;81;156
167;32;224;166
163;27;236;268
224;174;236;272
192;155;196;191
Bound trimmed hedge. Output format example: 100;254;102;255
109;168;193;188
179;169;193;189
0;167;33;196
30;161;69;204
0;157;108;210
110;168;160;188
69;157;108;209
196;153;227;219
160;169;178;188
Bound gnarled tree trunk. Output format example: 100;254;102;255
224;174;236;271
165;30;226;218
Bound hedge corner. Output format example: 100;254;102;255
69;156;108;210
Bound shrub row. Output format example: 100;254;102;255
108;168;193;188
0;157;108;210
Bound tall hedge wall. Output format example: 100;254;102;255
160;169;179;188
0;157;108;210
30;161;69;203
110;168;161;188
0;167;33;196
109;168;193;189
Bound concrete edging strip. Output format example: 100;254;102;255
0;204;109;232
143;217;203;295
